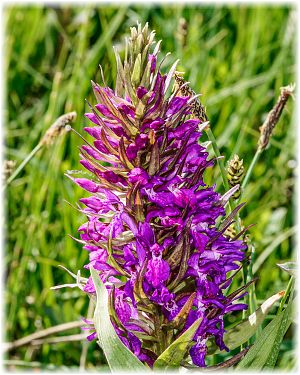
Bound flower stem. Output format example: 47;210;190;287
5;142;44;187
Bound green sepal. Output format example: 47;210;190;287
124;62;137;104
131;53;142;88
171;292;196;330
148;141;160;176
113;47;125;97
133;259;152;306
168;232;191;290
118;137;135;170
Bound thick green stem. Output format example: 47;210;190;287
153;307;165;355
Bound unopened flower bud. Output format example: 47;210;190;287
227;154;244;199
174;72;209;122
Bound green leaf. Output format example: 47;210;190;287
207;290;284;355
153;317;202;370
277;262;297;277
90;267;148;372
236;293;293;370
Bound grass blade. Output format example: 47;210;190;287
207;290;284;355
237;292;294;370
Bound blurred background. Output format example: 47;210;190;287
4;3;296;371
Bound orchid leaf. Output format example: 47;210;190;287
90;267;148;372
237;292;294;370
207;290;285;355
153;317;202;369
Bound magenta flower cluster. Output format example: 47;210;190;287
71;24;247;367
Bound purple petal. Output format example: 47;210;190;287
166;96;189;117
74;178;99;193
84;113;100;125
145;258;170;287
137;86;148;99
128;168;149;185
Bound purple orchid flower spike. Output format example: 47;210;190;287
70;22;249;368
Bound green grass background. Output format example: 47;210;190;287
5;4;296;371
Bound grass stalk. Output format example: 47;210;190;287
205;127;234;215
4;320;84;352
206;127;230;192
5;142;44;187
241;148;262;192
